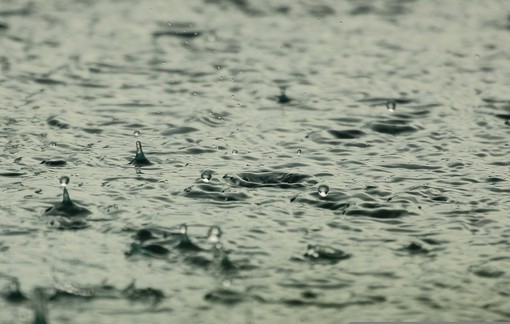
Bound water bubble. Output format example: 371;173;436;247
59;176;70;187
207;226;222;243
201;170;213;182
232;150;238;155
386;100;396;112
133;130;141;137
318;184;329;197
179;224;188;235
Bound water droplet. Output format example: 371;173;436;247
134;130;141;137
386;100;396;112
59;176;70;187
180;224;188;235
201;170;213;182
297;149;302;155
207;226;222;242
318;184;329;197
232;150;238;155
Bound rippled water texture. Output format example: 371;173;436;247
1;0;510;322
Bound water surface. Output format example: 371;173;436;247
1;0;510;323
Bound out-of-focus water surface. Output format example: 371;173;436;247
1;0;510;322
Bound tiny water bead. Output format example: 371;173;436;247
317;185;329;197
207;226;222;243
386;100;396;112
59;176;70;187
201;170;213;182
134;130;141;137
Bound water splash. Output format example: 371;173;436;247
317;185;330;197
304;244;351;262
32;288;49;324
277;87;291;104
44;176;91;217
129;141;152;166
176;224;202;251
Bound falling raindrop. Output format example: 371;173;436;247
386;100;396;112
134;130;141;137
201;170;213;182
318;184;329;197
59;176;70;187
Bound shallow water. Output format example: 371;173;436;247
1;0;510;323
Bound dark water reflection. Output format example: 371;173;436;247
1;0;510;322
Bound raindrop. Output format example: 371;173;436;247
207;226;222;243
317;184;329;197
201;170;213;182
134;130;141;137
59;176;70;187
386;100;396;112
232;150;238;155
167;21;172;26
297;149;302;155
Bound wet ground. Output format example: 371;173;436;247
1;0;510;323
